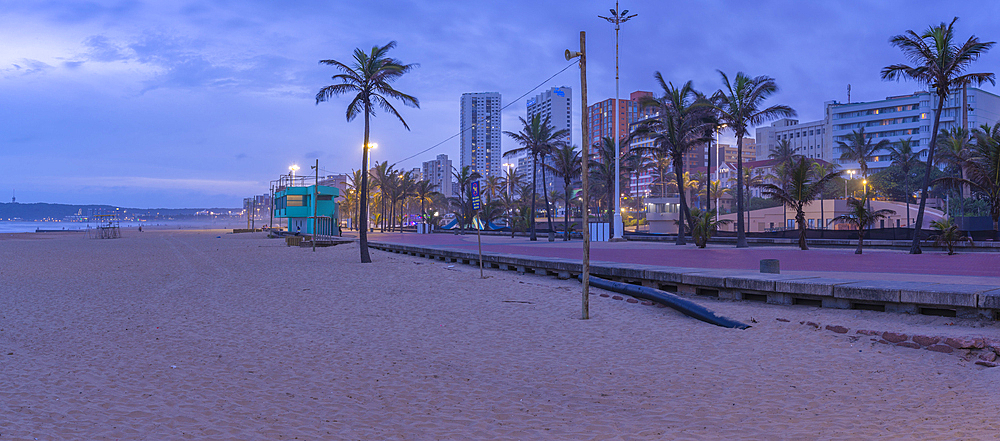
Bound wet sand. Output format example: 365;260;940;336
1;230;998;439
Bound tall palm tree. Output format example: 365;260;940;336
316;41;418;263
836;127;889;205
500;166;523;201
591;137;619;231
414;179;439;230
730;166;765;232
886;138;923;229
937;127;974;216
882;17;995;254
622;149;649;201
830;198;896;254
810;161;840;237
712;71;796;247
649;151;671;197
450;166;482;235
632;77;716;245
503;114;569;240
756;157;842;250
369;161;395;232
940;122;1000;236
483;175;504;209
346;169;365;230
546;144;582;240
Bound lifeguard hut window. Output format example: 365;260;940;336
317;195;333;201
287;195;307;207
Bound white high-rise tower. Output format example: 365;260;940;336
460;92;502;180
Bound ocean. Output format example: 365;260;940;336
0;220;245;234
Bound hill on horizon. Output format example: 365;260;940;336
0;202;241;221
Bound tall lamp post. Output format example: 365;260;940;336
600;2;636;241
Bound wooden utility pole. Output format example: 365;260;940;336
567;31;590;319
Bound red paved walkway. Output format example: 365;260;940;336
360;232;1000;280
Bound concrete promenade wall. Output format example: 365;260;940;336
368;241;1000;321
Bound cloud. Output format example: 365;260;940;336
7;59;53;75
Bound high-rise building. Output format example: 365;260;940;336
519;86;572;196
828;87;1000;173
588;91;656;195
422;154;454;197
460;92;502;180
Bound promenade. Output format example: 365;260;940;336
360;231;1000;285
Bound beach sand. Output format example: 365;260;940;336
1;229;999;439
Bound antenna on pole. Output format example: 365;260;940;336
847;84;851;104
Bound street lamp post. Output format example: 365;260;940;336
600;2;636;241
365;143;377;231
846;170;856;197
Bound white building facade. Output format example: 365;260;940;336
521;86;572;196
422;154;454;197
755;116;831;162
828;87;1000;174
460;92;502;180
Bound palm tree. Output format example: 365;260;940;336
689;207;733;248
929;218;973;255
632;77;716;245
937;128;974;217
836;127;889;206
450;166;482;234
730;166;764;232
623;149;649;200
546;144;582;240
886;138;923;229
882;17;995;254
810;161;840;237
707;180;729;213
649;151;672;197
503;114;569;241
500;166;523;201
413;180;439;231
756;157;842;250
768;139;803;165
369;161;395;232
939;122;1000;236
712;71;796;247
591;137;619;231
346;169;365;230
316;41;418;263
830;198;897;254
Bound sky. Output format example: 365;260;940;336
4;1;1000;208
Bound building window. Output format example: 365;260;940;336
287;195;306;207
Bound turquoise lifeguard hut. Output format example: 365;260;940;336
273;184;340;236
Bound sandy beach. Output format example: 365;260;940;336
2;229;999;440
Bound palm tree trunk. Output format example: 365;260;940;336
796;209;808;250
856;230;863;254
358;109;372;263
564;180;571;241
530;154;538;241
673;157;690;246
911;94;947;254
541;158;554;238
735;136;748;247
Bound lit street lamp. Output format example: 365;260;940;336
289;164;300;186
600;2;636;240
846;169;856;197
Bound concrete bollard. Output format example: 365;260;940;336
760;259;780;274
